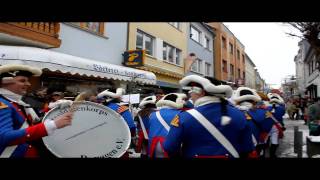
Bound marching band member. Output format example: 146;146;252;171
266;93;286;158
148;93;186;158
0;64;74;158
135;95;157;158
232;87;275;158
97;88;136;137
163;75;256;158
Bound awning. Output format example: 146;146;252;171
0;45;156;85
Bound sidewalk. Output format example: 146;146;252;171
277;118;309;158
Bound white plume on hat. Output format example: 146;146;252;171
139;95;156;109
267;93;284;104
156;93;187;109
97;88;125;99
0;64;42;77
232;87;261;104
179;75;233;98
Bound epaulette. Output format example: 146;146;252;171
265;111;273;118
170;115;180;127
117;105;128;114
0;102;8;109
244;112;252;120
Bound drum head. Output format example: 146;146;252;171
42;101;131;158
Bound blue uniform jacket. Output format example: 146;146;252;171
245;109;275;143
106;103;136;130
268;104;286;126
163;103;255;158
148;108;182;157
0;97;48;157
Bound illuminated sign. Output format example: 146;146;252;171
123;50;145;67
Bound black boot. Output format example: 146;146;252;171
269;144;279;158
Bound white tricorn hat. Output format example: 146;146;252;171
232;87;261;104
139;95;157;109
156;93;187;109
97;88;125;99
267;93;284;104
179;75;233;98
0;64;42;83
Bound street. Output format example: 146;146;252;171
277;118;309;158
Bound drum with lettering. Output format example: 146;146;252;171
42;101;131;158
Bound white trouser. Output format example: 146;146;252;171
269;125;279;145
154;142;166;158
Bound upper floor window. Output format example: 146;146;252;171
163;42;181;65
136;30;154;56
230;64;234;76
229;43;234;54
191;58;203;74
205;63;212;76
223;60;228;73
190;26;201;43
169;22;180;30
237;49;240;60
222;36;227;49
204;36;210;50
71;22;104;35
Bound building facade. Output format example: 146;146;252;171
0;22;156;96
207;22;246;87
187;22;215;78
245;53;256;89
127;22;188;93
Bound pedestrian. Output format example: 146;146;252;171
307;97;320;136
0;64;74;158
148;93;186;158
163;75;257;158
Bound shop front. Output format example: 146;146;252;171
0;45;157;97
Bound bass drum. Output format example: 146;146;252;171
42;101;131;158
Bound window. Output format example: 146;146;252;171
238;68;241;78
230;64;234;76
169;22;180;29
236;50;240;60
243;72;246;80
71;22;104;35
242;54;245;63
190;26;201;43
191;58;203;73
205;63;211;76
223;60;227;73
204;36;210;49
136;30;154;56
163;42;181;65
229;43;233;54
222;36;227;49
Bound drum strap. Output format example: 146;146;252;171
155;111;170;132
138;115;148;140
0;120;29;158
186;109;239;158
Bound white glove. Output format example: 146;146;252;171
48;99;73;109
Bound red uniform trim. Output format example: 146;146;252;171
274;123;284;138
149;136;168;158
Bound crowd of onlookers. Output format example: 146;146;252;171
285;96;320;135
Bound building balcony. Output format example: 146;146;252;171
0;22;61;48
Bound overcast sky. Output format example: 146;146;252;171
223;23;301;89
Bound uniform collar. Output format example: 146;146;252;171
237;102;253;111
194;96;220;107
0;88;29;107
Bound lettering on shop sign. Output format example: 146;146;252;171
92;64;151;80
